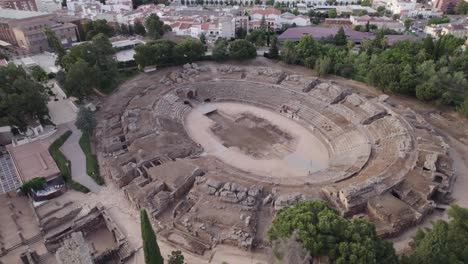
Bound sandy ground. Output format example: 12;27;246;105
185;102;329;178
76;185;268;264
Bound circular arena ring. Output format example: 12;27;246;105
97;63;454;252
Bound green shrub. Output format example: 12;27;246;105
49;131;72;181
79;132;104;185
21;177;46;194
69;180;90;193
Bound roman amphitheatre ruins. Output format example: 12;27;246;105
96;61;456;256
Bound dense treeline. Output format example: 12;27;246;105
279;31;468;116
402;204;468;264
134;38;256;68
268;201;468;264
60;33;118;97
268;200;398;264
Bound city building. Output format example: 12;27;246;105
433;0;460;13
335;5;378;16
0;9;78;53
350;15;405;32
0;0;37;11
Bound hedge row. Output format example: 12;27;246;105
48;130;90;193
79;132;104;185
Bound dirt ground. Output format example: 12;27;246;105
185;102;330;178
94;58;468;259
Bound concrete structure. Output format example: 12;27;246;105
0;9;78;53
96;62;454;253
0;0;37;11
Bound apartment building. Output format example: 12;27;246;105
0;9;78;53
0;0;37;11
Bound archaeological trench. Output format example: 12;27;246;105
96;63;455;255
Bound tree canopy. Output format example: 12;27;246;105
140;209;164;264
83;19;114;40
75;107;96;134
402;204;468;264
229;39;257;60
278;33;467;112
0;64;49;131
168;250;186;264
268;200;398;264
174;38;205;64
212;38;229;61
43;26;66;66
134;39;176;67
61;33;118;95
145;14;167;40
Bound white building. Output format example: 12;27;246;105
400;5;443;18
278;12;311;27
350;15;405;32
275;0;359;6
385;0;417;15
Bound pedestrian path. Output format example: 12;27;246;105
60;123;102;193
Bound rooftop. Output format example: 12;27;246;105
278;26;373;43
0;9;50;20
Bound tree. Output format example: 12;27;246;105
229;39;256;60
402;205;468;264
235;27;247;39
134;21;146;36
268;200;398;264
20;177;46;194
134;40;176;67
404;19;413;30
61;34;118;94
168;250;186;264
145;14;165;39
328;8;337;18
246;30;267;47
174;38;205;64
398;64;417;95
428;16;450;25
0;64;49;131
140;209;164;264
75;107;96;134
458;97;468;118
334;27;347;46
268;35;279;58
31;66;48;82
83;19;114;40
315;56;332;76
43;27;66;67
64;59;97;99
455;0;468;14
199;32;207;45
281;40;298;64
212;38;229;61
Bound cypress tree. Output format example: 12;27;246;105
140;209;164;264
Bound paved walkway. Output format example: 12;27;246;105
60;123;102;193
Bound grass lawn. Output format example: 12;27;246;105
79;132;104;185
